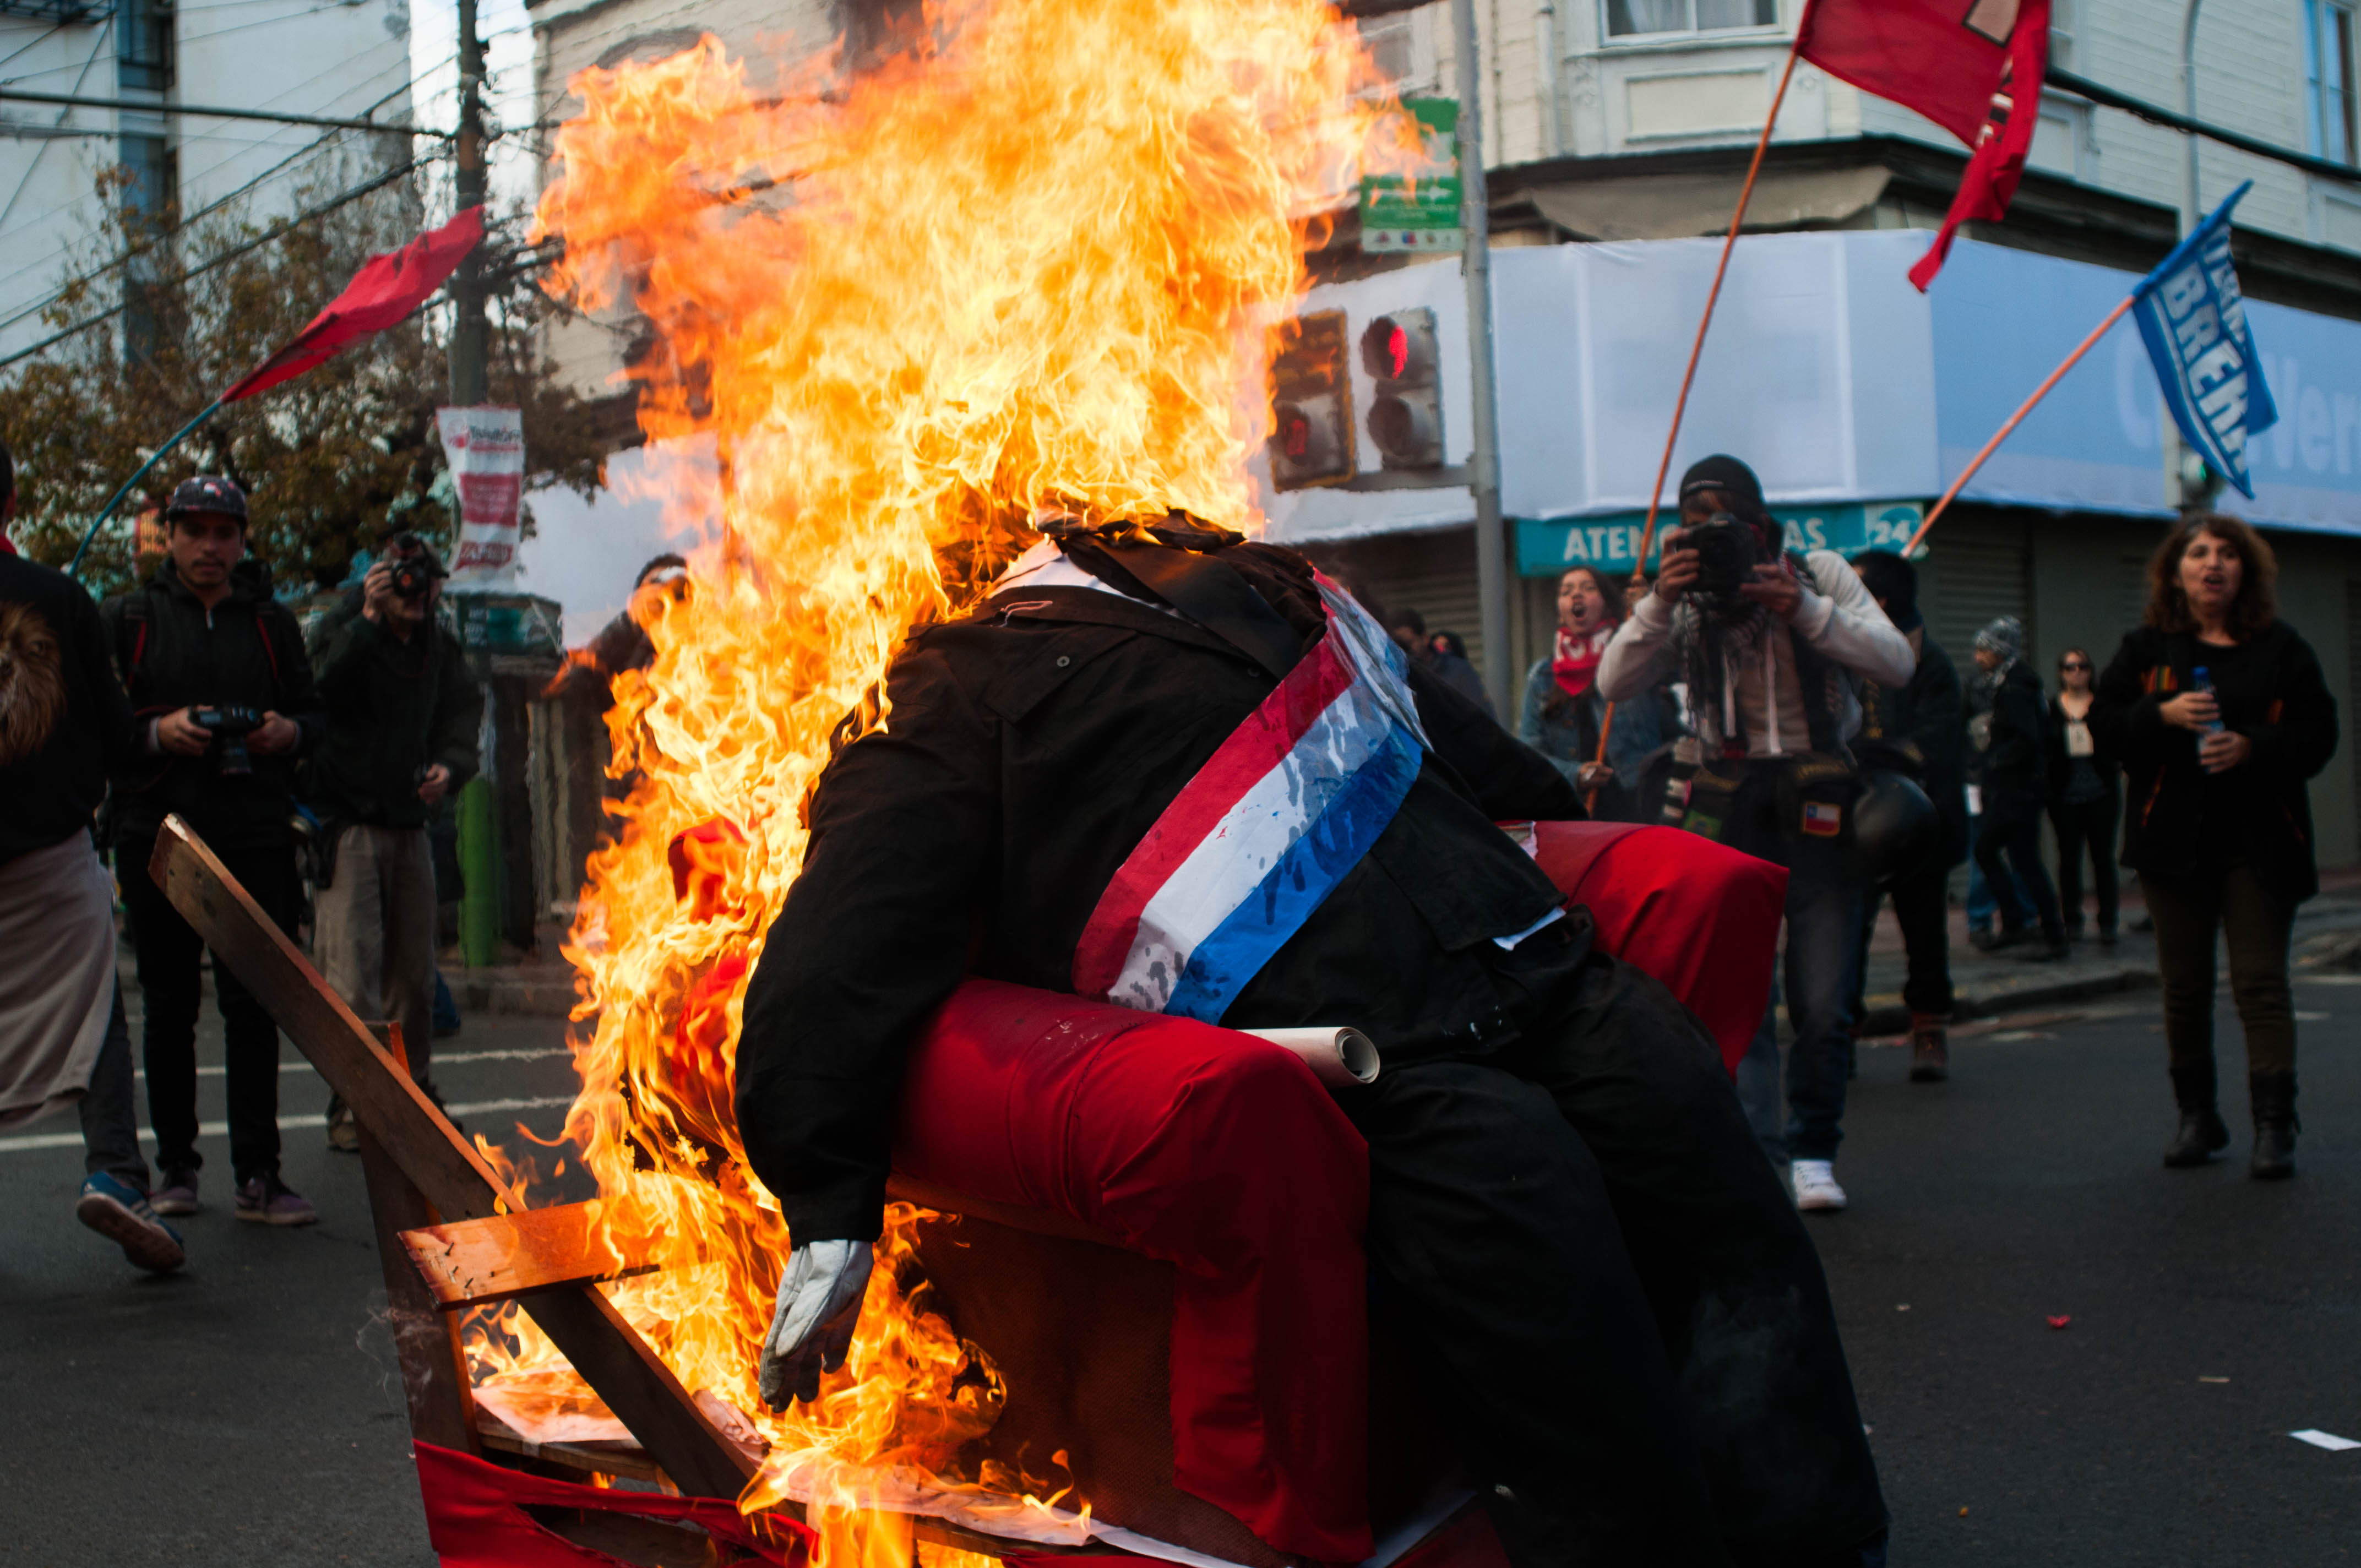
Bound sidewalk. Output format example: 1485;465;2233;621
1856;866;2361;1035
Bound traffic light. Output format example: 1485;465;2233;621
1267;310;1354;491
1360;308;1444;470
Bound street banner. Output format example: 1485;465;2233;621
1359;100;1462;255
2131;181;2279;499
222;206;483;403
436;405;526;589
1796;0;2049;290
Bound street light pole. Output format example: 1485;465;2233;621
2181;0;2205;235
449;0;489;408
1450;0;1512;715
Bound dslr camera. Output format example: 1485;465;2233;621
1678;511;1761;611
386;532;436;600
192;705;265;776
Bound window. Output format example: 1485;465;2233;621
1605;0;1776;40
2308;0;2358;165
118;132;173;219
116;0;172;91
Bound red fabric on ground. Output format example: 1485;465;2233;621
1528;821;1786;1075
413;1441;811;1567
895;981;1373;1561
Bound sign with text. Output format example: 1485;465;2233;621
1359;99;1462;254
1514;501;1929;577
436;405;525;590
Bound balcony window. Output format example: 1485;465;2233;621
1605;0;1777;39
2308;0;2358;165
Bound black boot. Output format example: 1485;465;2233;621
2250;1071;2299;1181
2163;1063;2230;1168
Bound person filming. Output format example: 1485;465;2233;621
2092;515;2336;1179
1598;455;1914;1212
101;476;323;1226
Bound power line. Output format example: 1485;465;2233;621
0;87;447;136
2049;68;2361;188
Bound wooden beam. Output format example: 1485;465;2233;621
402;1200;681;1310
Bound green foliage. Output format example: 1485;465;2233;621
0;159;612;595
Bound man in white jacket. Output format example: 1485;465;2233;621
1599;455;1913;1213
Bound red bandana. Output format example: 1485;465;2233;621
1553;623;1616;700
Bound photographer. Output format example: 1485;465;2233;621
308;534;480;1137
100;476;323;1226
1598;455;1913;1212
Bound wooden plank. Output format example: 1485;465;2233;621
401;1200;682;1310
359;1020;481;1455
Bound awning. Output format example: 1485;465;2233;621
1516;166;1892;243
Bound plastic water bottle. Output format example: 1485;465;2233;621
2192;667;2226;733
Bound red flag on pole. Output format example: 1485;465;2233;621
220;205;485;403
1797;0;2050;291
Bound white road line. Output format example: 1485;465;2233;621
133;1047;573;1081
0;1095;578;1155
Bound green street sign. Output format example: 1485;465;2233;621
1360;99;1462;255
1514;501;1930;576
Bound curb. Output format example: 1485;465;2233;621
1859;964;2158;1037
452;974;580;1019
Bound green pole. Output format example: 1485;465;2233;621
67;395;224;579
456;774;500;967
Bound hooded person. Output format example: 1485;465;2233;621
736;516;1887;1567
1967;614;2068;959
1597;455;1915;1212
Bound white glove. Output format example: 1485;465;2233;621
758;1239;874;1410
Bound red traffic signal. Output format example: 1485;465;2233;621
1267;310;1355;491
1359;308;1443;470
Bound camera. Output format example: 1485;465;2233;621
387;532;434;600
1679;511;1761;608
191;705;265;775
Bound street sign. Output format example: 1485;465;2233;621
1514;501;1929;576
1359;99;1462;255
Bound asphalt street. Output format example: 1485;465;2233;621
1;965;2355;1566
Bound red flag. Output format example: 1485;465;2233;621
1797;0;2050;291
220;205;485;402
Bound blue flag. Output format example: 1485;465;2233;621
2131;181;2279;499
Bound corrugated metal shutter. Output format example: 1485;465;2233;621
1924;535;2029;668
1355;563;1485;670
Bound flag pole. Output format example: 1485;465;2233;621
66;395;225;580
1900;294;2134;557
1587;19;1808;807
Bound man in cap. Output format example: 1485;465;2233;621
100;475;324;1225
1966;614;2066;960
308;532;480;1140
1598;455;1915;1212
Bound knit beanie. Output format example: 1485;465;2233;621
1975;615;2023;661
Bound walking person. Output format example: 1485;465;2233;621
1962;657;2032;948
2047;647;2120;944
100;476;323;1225
1966;616;2068;962
1519;565;1675;821
2092;515;2336;1179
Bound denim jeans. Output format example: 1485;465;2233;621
1736;859;1867;1166
78;981;151;1192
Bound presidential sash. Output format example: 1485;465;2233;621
1070;574;1427;1023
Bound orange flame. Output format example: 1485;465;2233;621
474;0;1395;1550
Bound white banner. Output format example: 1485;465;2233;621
436;405;525;589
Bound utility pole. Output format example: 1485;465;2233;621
1450;0;1511;716
449;0;489;409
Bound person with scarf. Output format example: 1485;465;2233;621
1519;565;1675;821
1598;455;1914;1213
1967;616;2068;962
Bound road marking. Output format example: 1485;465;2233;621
0;1095;577;1155
2291;1429;2361;1452
133;1047;572;1081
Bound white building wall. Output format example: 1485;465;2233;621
0;0;412;360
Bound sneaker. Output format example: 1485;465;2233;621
76;1173;186;1273
234;1173;318;1226
1792;1159;1848;1212
151;1167;199;1216
324;1097;361;1153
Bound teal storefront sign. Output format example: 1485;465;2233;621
1514;500;1929;577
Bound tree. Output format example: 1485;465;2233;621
0;153;615;595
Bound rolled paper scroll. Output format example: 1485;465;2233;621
1238;1026;1380;1087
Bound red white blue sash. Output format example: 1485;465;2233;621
1071;574;1427;1023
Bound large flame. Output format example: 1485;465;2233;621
474;0;1395;1553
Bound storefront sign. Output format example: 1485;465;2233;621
1514;501;1928;577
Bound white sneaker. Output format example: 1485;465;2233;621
1792;1159;1848;1212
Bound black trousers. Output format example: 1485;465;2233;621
117;831;298;1182
2048;787;2120;934
1972;792;2063;944
1338;920;1886;1566
1852;863;1956;1023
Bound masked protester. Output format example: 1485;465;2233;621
100;475;324;1226
737;520;1887;1566
2092;515;2337;1179
1518;565;1677;821
1598;455;1914;1212
1966;617;2068;962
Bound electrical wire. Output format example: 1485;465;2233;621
0;17;110;237
0;22;69;75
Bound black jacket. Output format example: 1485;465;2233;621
2092;620;2337;903
1;551;143;865
306;609;482;829
1966;660;2048;807
2044;693;2120;803
1858;624;1967;869
99;557;322;851
736;546;1584;1244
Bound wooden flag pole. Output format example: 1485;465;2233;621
1587;26;1807;807
1900;293;2135;557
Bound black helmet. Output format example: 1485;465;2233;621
163;475;248;525
1854;770;1940;884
